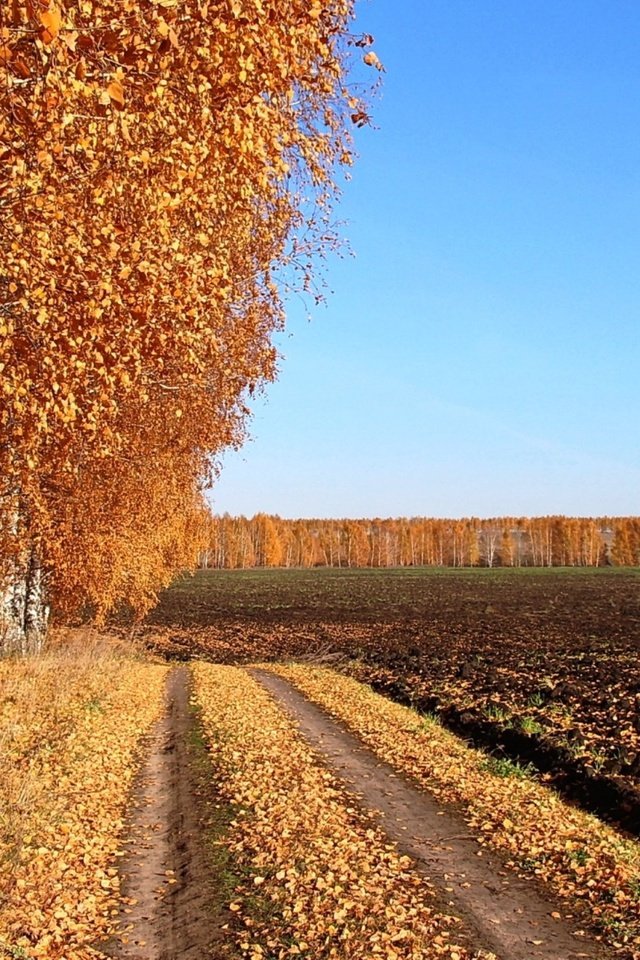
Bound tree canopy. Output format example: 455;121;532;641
0;0;378;634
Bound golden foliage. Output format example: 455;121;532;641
192;662;478;960
0;0;369;621
201;514;631;569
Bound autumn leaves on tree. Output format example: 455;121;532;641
0;0;380;651
200;515;640;569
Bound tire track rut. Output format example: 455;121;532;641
109;666;231;960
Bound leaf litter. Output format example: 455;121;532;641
192;663;493;960
0;647;168;959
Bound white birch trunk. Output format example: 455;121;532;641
1;530;49;658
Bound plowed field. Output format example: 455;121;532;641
142;567;640;833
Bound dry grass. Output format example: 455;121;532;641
0;630;140;863
0;632;167;958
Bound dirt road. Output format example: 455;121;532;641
252;668;610;960
110;665;618;960
109;667;230;960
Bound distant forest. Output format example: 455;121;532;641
200;515;640;569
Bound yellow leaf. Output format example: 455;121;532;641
107;80;125;107
40;7;62;43
363;51;384;71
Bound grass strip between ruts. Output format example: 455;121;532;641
0;648;168;959
268;664;640;958
192;662;494;960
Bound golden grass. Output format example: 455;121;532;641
0;634;167;959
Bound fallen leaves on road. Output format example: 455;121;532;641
193;663;488;960
270;665;640;958
0;643;167;959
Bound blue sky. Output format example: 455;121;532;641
210;0;640;519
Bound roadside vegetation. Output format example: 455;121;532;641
0;635;167;959
3;639;638;959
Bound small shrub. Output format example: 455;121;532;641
527;691;546;708
484;703;510;722
519;716;543;736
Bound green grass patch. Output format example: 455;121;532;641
185;698;245;949
482;755;537;780
518;716;544;736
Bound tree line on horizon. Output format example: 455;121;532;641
200;514;640;569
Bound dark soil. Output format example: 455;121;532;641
366;674;640;836
140;567;640;833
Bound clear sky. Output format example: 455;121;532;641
209;0;640;520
